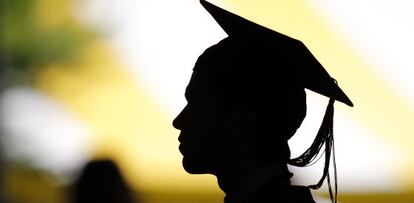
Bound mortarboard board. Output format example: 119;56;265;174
199;1;353;202
200;0;353;107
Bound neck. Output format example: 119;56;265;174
216;170;247;195
215;162;290;196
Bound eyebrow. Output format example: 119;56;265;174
184;89;193;101
184;92;189;101
185;87;202;102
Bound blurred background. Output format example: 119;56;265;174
0;0;413;202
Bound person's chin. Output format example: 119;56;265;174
182;157;210;174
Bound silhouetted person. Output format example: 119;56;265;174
173;1;353;203
71;159;135;203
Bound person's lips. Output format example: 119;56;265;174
179;143;183;153
178;132;184;143
179;143;188;156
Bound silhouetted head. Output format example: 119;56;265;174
173;37;308;174
173;0;352;177
71;159;135;203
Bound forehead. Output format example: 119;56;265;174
185;69;219;100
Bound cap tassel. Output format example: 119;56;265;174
288;98;337;203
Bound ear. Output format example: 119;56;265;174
226;107;257;141
225;107;264;165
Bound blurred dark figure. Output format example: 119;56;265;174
173;1;353;203
71;159;135;203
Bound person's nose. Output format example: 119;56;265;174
173;105;188;130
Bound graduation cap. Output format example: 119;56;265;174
200;0;352;107
199;0;353;202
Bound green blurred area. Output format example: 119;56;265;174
0;0;93;87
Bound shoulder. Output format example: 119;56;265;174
243;183;316;203
289;185;316;203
